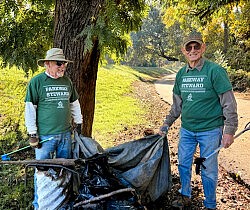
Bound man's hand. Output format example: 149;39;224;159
76;124;82;135
29;134;40;148
159;124;169;136
222;134;234;148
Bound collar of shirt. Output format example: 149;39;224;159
185;58;205;73
45;71;56;79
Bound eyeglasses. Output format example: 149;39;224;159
56;61;67;66
185;44;201;52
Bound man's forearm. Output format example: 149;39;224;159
70;99;83;124
25;102;37;134
164;94;182;127
219;90;238;135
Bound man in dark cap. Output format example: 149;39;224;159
159;31;238;209
24;48;83;209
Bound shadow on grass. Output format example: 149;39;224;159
102;64;180;83
131;66;177;79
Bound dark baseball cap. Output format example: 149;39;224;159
183;31;203;48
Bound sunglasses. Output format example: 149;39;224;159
56;61;68;66
185;44;201;52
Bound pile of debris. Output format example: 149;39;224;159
1;133;172;210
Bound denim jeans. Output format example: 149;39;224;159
32;131;72;209
178;127;222;209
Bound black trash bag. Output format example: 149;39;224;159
75;154;120;197
72;154;145;210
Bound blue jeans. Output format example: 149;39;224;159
32;131;72;209
178;127;222;209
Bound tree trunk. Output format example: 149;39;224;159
53;0;104;137
223;20;229;54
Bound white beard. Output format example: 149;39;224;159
56;71;64;78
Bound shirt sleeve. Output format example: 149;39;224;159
69;79;79;103
24;78;39;104
213;67;233;95
164;93;182;127
70;99;83;124
219;90;238;135
25;102;37;134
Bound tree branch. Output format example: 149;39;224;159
73;188;136;207
0;159;76;166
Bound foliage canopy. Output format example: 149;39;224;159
0;0;148;72
0;0;54;72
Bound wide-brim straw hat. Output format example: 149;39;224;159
37;48;73;67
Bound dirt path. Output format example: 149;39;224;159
155;74;250;186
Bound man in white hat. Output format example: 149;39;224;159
24;48;83;209
159;31;238;210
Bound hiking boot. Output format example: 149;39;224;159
172;194;191;208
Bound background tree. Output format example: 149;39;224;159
125;6;182;67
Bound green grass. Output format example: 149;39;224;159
93;65;145;147
0;165;34;209
92;64;179;148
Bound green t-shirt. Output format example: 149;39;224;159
25;72;79;135
173;59;232;132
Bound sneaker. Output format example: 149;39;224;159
172;194;191;208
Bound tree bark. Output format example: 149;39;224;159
53;0;104;137
223;20;229;54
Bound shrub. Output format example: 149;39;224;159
228;69;250;92
214;50;250;92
